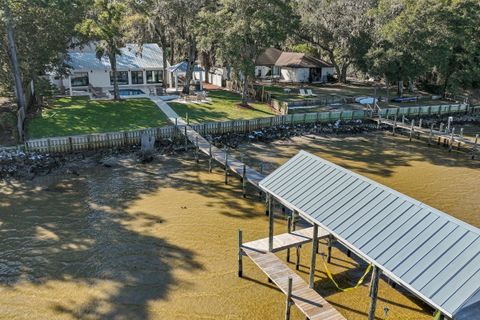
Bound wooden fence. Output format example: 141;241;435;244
2;103;476;154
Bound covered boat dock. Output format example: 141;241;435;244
255;150;480;320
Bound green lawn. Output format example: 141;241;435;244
168;90;276;123
27;96;170;139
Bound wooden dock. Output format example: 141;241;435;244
240;228;345;320
242;227;330;253
376;117;479;156
185;125;265;187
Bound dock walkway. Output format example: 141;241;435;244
377;117;479;154
241;228;345;320
152;98;264;187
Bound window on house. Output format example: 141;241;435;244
131;71;144;84
71;72;89;87
110;71;129;85
146;70;163;84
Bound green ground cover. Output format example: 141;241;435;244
27;96;170;138
168;89;276;123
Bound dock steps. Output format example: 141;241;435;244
241;228;345;320
242;246;345;320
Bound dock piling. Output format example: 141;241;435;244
296;246;301;270
309;225;319;288
208;142;212;172
184;126;188;152
224;147;228;184
285;277;293;320
195;136;199;163
327;235;333;263
472;134;478;159
268;195;274;252
392;115;397;136
238;230;243;277
449;128;455;152
242;164;247;198
287;216;292;262
409;120;415;141
368;266;381;320
429;123;434;145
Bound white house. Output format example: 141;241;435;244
50;43;168;97
255;48;335;83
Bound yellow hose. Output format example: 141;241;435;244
321;254;372;292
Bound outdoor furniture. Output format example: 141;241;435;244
306;89;317;97
149;87;156;96
284;88;292;93
299;89;307;97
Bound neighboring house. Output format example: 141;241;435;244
50;43;168;97
255;48;335;83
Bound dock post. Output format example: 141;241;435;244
449;128;455;152
184;126;188;152
409;120;415;141
208;142;212;172
418;118;422;129
296;246;301;270
224;147;228;184
238;230;243;277
309;224;319;288
195;136;199;163
268;195;274;252
460;128;464;139
285;277;293;320
429;123;434;145
327;235;333;263
392;115;397;136
472;134;478;160
368;266;381;320
286;216;292;262
242;164;247;198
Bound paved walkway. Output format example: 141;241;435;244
150;97;184;124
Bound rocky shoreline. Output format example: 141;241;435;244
1;114;478;180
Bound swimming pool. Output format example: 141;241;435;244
112;89;145;96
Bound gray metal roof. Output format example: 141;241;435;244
259;150;480;319
67;43;164;71
168;61;204;73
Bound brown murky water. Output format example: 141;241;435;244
0;132;478;320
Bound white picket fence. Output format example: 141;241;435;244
2;103;474;154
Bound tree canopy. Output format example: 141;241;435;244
1;0;480;136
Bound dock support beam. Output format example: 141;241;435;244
238;230;243;277
285;277;293;320
309;224;319;288
368;266;381;320
268;195;274;252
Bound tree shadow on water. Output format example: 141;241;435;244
0;161;204;319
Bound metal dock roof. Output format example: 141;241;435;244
259;150;480;319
